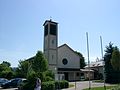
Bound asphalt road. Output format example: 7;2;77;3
62;81;114;90
0;87;17;90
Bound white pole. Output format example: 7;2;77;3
86;32;91;90
100;36;106;90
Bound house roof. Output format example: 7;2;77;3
85;60;104;68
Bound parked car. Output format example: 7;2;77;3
18;79;27;90
1;78;22;88
0;78;8;86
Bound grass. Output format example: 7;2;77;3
83;86;117;90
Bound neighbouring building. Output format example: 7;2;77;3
85;58;104;80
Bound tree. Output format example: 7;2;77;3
75;51;86;69
104;42;120;83
15;60;30;78
32;51;48;72
111;47;120;71
0;61;14;79
2;61;11;67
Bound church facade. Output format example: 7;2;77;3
43;20;81;81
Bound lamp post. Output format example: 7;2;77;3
74;72;76;90
100;36;106;90
86;32;91;90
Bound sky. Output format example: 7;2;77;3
0;0;120;67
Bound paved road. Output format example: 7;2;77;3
62;81;114;90
0;87;17;90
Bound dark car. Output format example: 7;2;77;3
18;79;27;90
1;78;22;88
0;78;8;86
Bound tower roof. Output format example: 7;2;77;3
43;19;58;26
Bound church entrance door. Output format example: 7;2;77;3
64;72;68;81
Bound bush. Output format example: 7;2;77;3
42;80;69;90
21;80;69;90
55;80;69;89
44;70;54;79
44;76;54;81
42;81;55;90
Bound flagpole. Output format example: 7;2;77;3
100;36;106;90
86;32;91;90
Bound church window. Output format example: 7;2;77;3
62;58;68;65
44;25;48;36
50;24;57;35
52;39;54;44
52;55;54;60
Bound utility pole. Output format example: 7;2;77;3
100;36;106;90
86;32;91;90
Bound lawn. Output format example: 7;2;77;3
83;86;117;90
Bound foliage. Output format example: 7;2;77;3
0;70;15;79
75;51;86;69
0;61;14;79
22;80;69;90
22;70;38;90
32;51;48;72
44;70;54;79
104;42;120;84
55;80;69;89
111;47;120;71
42;81;55;90
15;60;30;78
2;61;11;67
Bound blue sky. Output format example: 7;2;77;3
0;0;120;67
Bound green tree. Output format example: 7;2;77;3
2;61;11;67
75;51;86;69
104;42;120;83
32;51;48;72
0;61;14;79
111;47;120;71
15;60;30;78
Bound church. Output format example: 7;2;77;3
43;19;81;81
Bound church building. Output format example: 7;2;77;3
43;20;81;81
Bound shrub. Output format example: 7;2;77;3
44;70;54;79
44;76;54;81
42;81;55;90
55;80;69;89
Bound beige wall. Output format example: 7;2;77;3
58;45;80;69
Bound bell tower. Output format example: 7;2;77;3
43;19;58;73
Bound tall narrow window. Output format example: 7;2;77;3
50;24;57;35
52;39;54;44
52;55;54;60
44;25;48;36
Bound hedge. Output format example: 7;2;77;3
41;81;55;90
55;80;69;89
22;80;69;90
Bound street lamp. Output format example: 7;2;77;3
86;32;91;90
74;72;76;90
100;36;106;90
